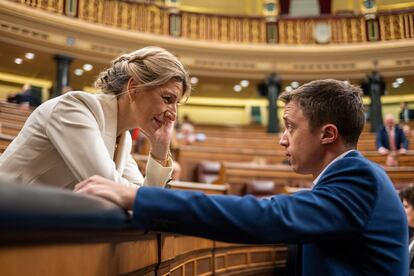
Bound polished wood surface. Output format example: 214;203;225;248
0;231;287;276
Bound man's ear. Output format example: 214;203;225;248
320;124;338;145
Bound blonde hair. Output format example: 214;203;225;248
95;46;190;98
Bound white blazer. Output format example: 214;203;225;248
0;91;172;189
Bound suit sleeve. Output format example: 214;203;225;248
376;129;385;149
45;94;140;187
132;160;378;244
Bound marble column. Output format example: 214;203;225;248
53;54;73;98
367;71;385;133
265;73;281;133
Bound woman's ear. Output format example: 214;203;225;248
320;124;338;145
126;78;135;103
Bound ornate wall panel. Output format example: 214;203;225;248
1;0;414;80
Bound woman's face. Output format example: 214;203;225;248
403;199;414;227
132;80;182;135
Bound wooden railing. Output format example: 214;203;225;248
180;12;266;43
11;0;414;44
0;180;287;276
379;10;414;40
278;15;366;44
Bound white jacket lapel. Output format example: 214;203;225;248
96;94;118;160
114;131;132;174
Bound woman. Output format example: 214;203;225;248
0;46;190;189
400;185;414;275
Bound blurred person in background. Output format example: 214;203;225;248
0;46;190;189
376;114;408;166
403;125;414;139
171;160;182;181
7;83;41;108
400;185;414;275
176;114;195;144
400;102;414;123
61;85;73;94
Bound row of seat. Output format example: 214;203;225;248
0;99;413;199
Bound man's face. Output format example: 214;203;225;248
384;116;394;129
403;200;414;228
279;101;323;175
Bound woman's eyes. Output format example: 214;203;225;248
162;95;177;104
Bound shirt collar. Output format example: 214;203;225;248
388;126;395;132
312;149;356;186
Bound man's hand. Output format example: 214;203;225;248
74;175;138;210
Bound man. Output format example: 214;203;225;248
400;102;414;123
376;114;409;159
76;79;408;275
400;185;414;275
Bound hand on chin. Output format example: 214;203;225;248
141;117;171;139
140;121;158;138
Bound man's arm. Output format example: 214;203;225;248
76;161;377;244
130;180;375;244
376;129;389;154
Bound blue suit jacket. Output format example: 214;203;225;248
133;151;408;275
376;125;409;150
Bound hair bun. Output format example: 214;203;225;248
112;55;130;65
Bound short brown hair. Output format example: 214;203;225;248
279;79;365;147
400;185;414;206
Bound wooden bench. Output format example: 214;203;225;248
0;113;28;124
0;122;23;136
217;161;414;195
177;145;287;181
169;180;229;195
0;134;15;153
217;162;311;195
177;142;414;180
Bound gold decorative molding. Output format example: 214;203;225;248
0;72;52;88
0;19;49;42
378;2;414;12
1;0;414;80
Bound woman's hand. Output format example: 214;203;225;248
146;110;175;161
74;175;138;210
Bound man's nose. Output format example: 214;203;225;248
279;130;288;147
